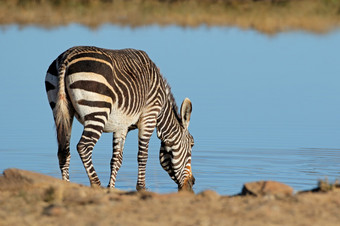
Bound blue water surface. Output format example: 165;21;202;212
0;24;339;194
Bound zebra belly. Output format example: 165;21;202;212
103;107;140;133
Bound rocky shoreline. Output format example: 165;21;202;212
1;168;339;225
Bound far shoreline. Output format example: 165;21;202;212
1;0;340;34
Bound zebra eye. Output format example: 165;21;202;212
191;142;194;148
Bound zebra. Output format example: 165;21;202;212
45;46;195;192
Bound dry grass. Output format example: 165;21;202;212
316;178;340;192
1;0;340;34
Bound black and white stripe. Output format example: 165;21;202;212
45;46;195;191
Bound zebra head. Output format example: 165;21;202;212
159;98;195;192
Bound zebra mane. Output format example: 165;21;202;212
162;76;181;122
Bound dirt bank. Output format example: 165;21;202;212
1;168;340;226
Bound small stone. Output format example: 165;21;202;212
197;190;220;200
241;181;293;197
43;204;64;216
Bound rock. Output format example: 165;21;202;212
0;168;71;191
43;204;64;216
241;181;293;197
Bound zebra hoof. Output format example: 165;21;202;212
90;182;102;188
136;184;146;191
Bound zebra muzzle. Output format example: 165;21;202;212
179;175;195;193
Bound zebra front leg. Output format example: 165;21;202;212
136;123;155;191
77;124;104;187
108;130;127;188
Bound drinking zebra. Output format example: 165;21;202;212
45;46;195;191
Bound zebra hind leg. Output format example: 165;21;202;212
108;130;128;188
56;113;74;181
77;123;105;187
57;131;71;181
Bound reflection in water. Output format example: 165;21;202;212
195;148;340;194
0;25;339;194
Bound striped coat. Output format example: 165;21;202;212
45;46;195;191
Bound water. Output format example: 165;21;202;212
1;25;339;195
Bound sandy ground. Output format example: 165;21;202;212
1;168;340;226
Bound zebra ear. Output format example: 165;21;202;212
180;98;192;129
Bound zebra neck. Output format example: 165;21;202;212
156;100;182;145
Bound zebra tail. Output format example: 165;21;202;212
55;63;71;147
